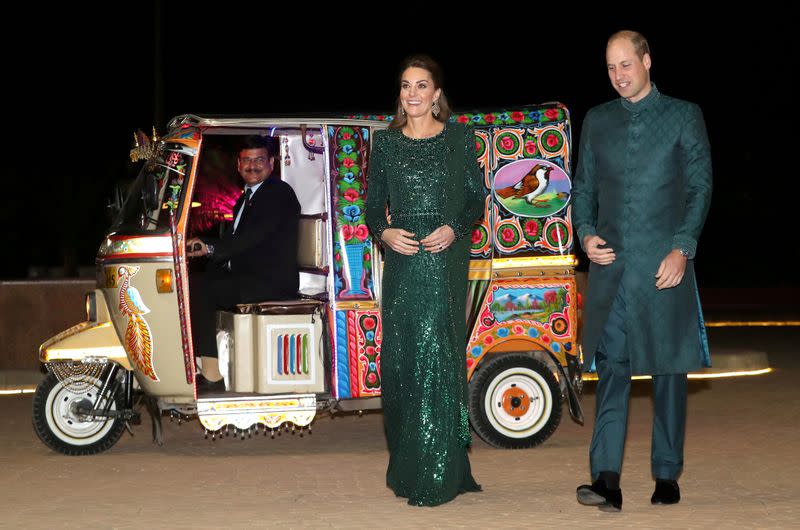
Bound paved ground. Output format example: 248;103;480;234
1;327;797;529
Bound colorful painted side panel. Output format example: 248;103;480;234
484;112;573;257
328;126;375;301
466;278;577;376
349;105;573;259
352;311;382;397
332;309;383;399
469;130;493;259
334;310;351;399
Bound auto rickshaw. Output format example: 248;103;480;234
33;104;583;455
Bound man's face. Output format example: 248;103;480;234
606;38;652;103
237;147;273;186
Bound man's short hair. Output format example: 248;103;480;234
608;30;651;60
238;135;278;158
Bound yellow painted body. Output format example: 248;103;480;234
39;290;132;370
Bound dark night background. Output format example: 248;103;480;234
4;7;797;288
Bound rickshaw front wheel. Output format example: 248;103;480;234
32;372;126;455
469;353;562;449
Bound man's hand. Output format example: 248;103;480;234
655;249;688;290
420;225;456;253
584;235;616;265
186;237;209;258
382;228;419;255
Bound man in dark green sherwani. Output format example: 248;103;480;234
572;30;712;512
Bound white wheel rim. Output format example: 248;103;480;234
44;378;117;446
483;366;552;439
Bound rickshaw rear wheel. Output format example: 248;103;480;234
32;372;126;455
469;353;562;449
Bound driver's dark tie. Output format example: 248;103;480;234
242;187;253;213
234;187;253;235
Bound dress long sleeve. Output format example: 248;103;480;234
365;129;390;241
445;125;485;240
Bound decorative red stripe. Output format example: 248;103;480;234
283;335;289;375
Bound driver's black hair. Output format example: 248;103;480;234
238;135;278;158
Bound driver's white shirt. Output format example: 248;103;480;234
233;181;264;234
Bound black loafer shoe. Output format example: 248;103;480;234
651;479;680;504
195;374;226;395
577;480;622;512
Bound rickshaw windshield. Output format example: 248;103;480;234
113;144;194;233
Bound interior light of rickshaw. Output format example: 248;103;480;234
191;202;201;207
156;269;174;293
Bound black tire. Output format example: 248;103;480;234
469;353;562;449
32;372;126;455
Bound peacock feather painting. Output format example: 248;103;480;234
117;266;159;381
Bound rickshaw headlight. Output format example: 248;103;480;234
156;269;174;293
85;292;97;322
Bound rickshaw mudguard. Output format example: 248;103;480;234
39;289;131;369
556;361;584;424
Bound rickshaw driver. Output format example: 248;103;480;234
187;135;301;393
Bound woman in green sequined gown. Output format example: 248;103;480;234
365;56;485;506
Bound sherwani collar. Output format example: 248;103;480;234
621;83;660;113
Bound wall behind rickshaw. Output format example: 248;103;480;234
0;280;94;370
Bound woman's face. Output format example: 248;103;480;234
399;67;442;119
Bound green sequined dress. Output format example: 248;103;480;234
365;122;485;506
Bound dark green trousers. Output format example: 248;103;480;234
589;282;688;481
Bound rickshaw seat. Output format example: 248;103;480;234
222;299;325;394
229;214;329;316
297;215;327;274
235;299;323;315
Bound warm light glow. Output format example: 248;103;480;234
44;346;126;361
0;388;36;395
686;368;773;379
156;269;174;293
705;321;800;327
492;255;577;269
191;202;201;208
582;367;772;381
98;236;172;256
